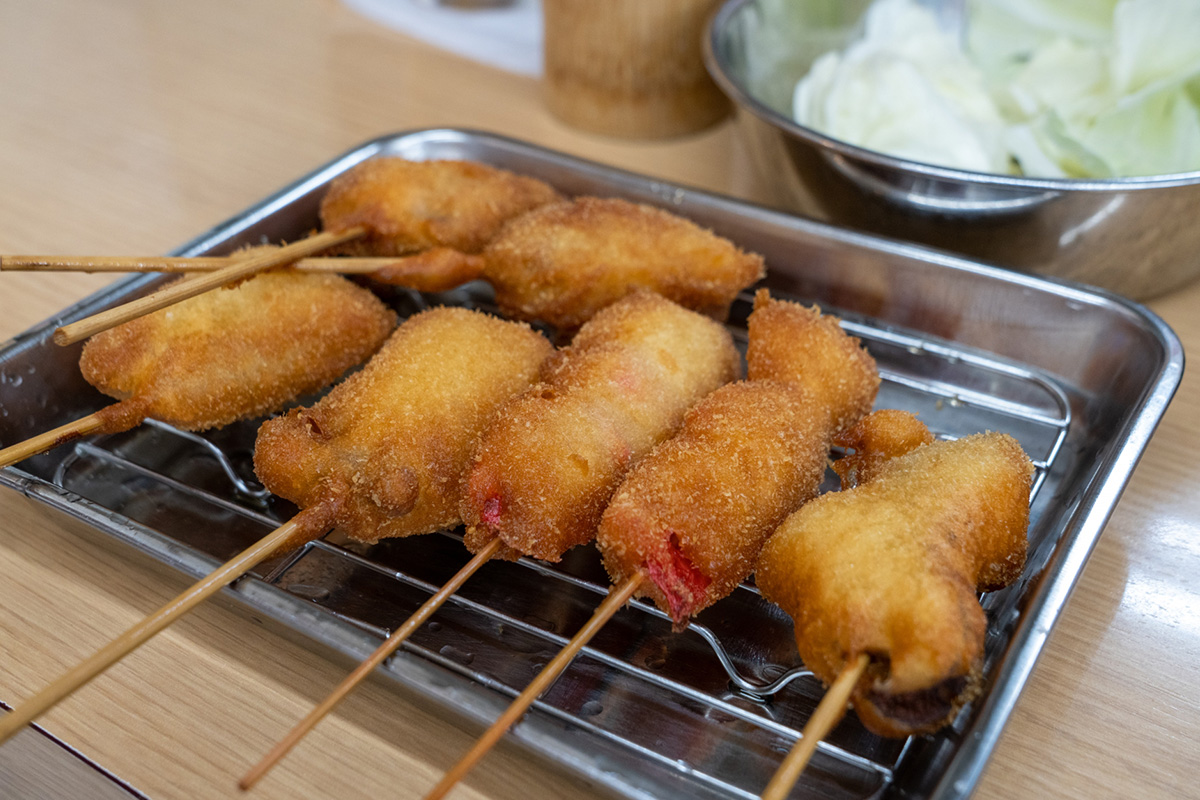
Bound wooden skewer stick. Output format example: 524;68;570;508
0;255;398;274
0;502;338;746
51;227;366;347
760;653;870;800
238;537;504;791
423;572;644;800
0;411;107;469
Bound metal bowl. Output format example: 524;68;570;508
703;0;1200;300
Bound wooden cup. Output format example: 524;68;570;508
542;0;731;139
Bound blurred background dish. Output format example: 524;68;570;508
704;0;1200;300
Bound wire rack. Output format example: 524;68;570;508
26;280;1068;800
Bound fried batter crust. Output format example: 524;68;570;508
460;292;740;562
756;431;1033;737
597;292;880;626
480;197;765;330
253;306;553;543
832;408;936;488
319;158;562;257
78;271;396;432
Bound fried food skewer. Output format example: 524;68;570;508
51;227;366;346
0;305;552;747
318;157;563;258
460;291;741;561
426;293;878;798
34;156;559;344
12;159;762;333
251;306;553;544
241;292;737;790
755;411;1033;795
598;290;879;628
0;270;396;470
368;196;765;330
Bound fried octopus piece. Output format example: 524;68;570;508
597;291;880;628
368;196;765;330
253;306;553;544
78;270;396;435
461;291;740;563
832;408;936;488
319;158;562;258
756;428;1034;738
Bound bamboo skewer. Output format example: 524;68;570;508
0;502;338;746
238;537;504;791
760;653;870;800
0;411;107;469
423;572;644;800
51;227;366;347
0;255;398;274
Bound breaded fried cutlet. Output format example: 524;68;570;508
253;306;553;543
460;291;740;562
597;291;880;627
756;427;1033;737
319;158;562;258
79;270;396;434
365;196;765;331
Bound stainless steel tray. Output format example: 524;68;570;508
0;129;1184;800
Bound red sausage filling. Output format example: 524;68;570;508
644;532;711;623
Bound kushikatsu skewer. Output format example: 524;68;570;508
458;291;740;561
50;227;367;346
241;292;739;790
11;158;762;336
598;291;879;628
318;157;563;258
755;411;1034;796
366;195;765;331
425;292;880;799
0;269;396;470
0;305;552;747
32;156;561;345
9;196;766;333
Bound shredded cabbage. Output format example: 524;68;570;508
790;0;1200;177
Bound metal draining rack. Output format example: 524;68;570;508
38;284;1068;800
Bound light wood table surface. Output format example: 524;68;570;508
1;2;1198;799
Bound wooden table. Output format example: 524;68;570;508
1;2;1197;798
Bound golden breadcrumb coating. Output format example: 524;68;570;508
756;431;1033;737
479;197;764;330
360;193;765;331
253;306;553;543
597;291;879;627
460;292;740;562
319;158;562;257
78;270;396;434
746;289;879;434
